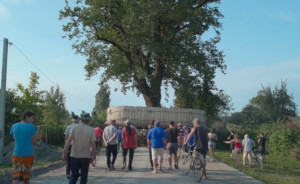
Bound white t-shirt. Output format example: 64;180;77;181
70;123;96;158
103;125;118;145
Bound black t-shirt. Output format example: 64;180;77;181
195;125;208;152
166;128;179;143
259;137;266;148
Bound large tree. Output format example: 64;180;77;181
60;0;225;107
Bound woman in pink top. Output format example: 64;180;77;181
121;120;137;171
94;127;103;154
224;134;242;169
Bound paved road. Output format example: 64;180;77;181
30;147;264;184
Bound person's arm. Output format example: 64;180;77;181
184;128;195;145
178;131;183;146
106;130;118;145
103;130;108;147
90;140;96;163
62;136;73;161
134;133;138;149
32;135;36;144
147;139;151;150
258;138;261;143
215;134;218;141
121;129;125;148
223;139;234;144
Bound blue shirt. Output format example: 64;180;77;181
117;129;123;141
147;127;167;148
185;134;195;146
10;122;36;157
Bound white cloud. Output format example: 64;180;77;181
0;3;9;19
279;11;293;21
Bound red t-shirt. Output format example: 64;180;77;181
122;127;137;149
94;127;103;138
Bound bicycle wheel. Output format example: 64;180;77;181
192;155;204;182
178;154;193;175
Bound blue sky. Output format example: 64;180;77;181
0;0;299;116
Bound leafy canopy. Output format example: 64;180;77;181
60;0;225;106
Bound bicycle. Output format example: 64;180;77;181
191;148;206;182
251;149;263;169
178;145;194;175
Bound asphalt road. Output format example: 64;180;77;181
30;147;264;184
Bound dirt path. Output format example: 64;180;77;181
30;147;264;184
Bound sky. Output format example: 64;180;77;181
0;0;299;116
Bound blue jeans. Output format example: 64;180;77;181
69;157;90;184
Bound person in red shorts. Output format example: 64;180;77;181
10;110;37;184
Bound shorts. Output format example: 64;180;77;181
12;155;34;182
166;143;178;155
208;142;216;148
151;148;164;160
234;148;242;154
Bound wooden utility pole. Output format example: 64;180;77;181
0;38;9;164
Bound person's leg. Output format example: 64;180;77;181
173;144;179;169
208;146;213;161
111;144;118;169
66;146;72;177
79;158;90;184
128;148;134;170
158;148;163;171
152;148;158;173
168;154;172;169
106;145;112;169
12;156;22;184
235;151;241;170
122;148;128;170
242;151;247;166
248;151;252;166
211;146;216;161
69;157;80;184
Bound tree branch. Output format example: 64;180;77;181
93;25;124;52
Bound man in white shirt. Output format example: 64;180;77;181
103;120;118;170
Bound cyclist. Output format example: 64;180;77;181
184;118;208;179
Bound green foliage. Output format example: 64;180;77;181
59;0;225;107
42;85;70;126
16;72;45;124
250;80;297;123
91;85;110;127
2;89;21;145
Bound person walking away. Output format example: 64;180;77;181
62;112;96;184
242;134;255;167
184;118;208;179
94;126;103;155
147;121;155;170
117;127;123;152
121;120;137;171
257;132;266;168
147;121;167;174
184;128;195;153
183;126;189;137
208;128;218;162
224;134;242;170
10;110;36;184
103;120;118;170
165;121;182;169
64;115;79;179
227;130;235;158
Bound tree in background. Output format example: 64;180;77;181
1;89;21;145
174;69;233;123
59;0;225;107
42;85;70;125
91;85;110;127
16;72;45;124
249;80;296;123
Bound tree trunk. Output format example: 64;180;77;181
142;93;161;107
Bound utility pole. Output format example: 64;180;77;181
0;38;9;164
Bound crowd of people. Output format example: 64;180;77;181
9;110;266;184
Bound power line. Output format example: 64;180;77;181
8;42;93;104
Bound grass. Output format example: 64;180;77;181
214;150;300;184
